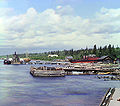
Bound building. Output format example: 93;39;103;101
98;56;114;63
48;54;58;57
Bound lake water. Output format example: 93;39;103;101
0;60;120;106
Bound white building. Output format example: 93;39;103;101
48;54;58;57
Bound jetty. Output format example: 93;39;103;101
63;63;120;75
30;66;65;77
99;88;120;106
99;88;115;106
109;88;120;106
97;75;120;81
29;60;71;66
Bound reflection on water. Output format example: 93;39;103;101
0;60;120;106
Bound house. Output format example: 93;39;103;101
98;56;114;63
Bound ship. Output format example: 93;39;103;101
4;52;23;65
69;56;114;63
69;57;100;63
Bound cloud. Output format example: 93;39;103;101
0;8;14;17
56;5;74;15
0;6;120;51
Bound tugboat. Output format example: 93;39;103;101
4;52;24;65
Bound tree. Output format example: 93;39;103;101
70;49;74;56
108;44;112;55
111;45;116;58
103;45;108;55
98;46;102;57
93;44;97;55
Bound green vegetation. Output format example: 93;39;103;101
1;44;120;61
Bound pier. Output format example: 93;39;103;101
99;88;120;106
29;60;71;66
99;88;115;106
109;88;120;106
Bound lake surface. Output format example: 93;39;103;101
0;60;120;106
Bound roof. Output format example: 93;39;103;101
98;56;113;60
99;56;108;60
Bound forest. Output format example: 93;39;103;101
1;44;120;61
21;44;120;61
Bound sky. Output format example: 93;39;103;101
0;0;120;55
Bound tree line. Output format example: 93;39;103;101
2;44;120;61
27;44;120;60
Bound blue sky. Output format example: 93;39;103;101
0;0;120;55
3;0;120;17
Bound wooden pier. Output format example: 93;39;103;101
109;88;120;106
99;88;120;106
29;60;71;66
99;88;115;106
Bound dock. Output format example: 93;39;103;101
109;88;120;106
99;88;120;106
99;88;115;106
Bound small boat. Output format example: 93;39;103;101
98;72;111;75
30;66;65;77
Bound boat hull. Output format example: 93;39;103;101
69;59;99;63
4;60;11;65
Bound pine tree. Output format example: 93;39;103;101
111;45;116;58
103;45;108;55
108;44;112;55
93;44;97;55
98;46;102;57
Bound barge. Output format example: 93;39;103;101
30;66;66;77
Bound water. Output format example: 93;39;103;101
0;60;120;106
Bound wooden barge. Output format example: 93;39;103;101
30;66;66;77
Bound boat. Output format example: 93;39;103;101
30;66;65;77
4;60;11;65
69;57;100;63
98;72;111;75
69;56;114;63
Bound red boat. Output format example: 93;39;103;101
69;56;114;63
69;56;100;63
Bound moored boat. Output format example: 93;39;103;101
69;56;114;63
69;57;100;63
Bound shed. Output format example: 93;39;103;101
98;56;114;63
